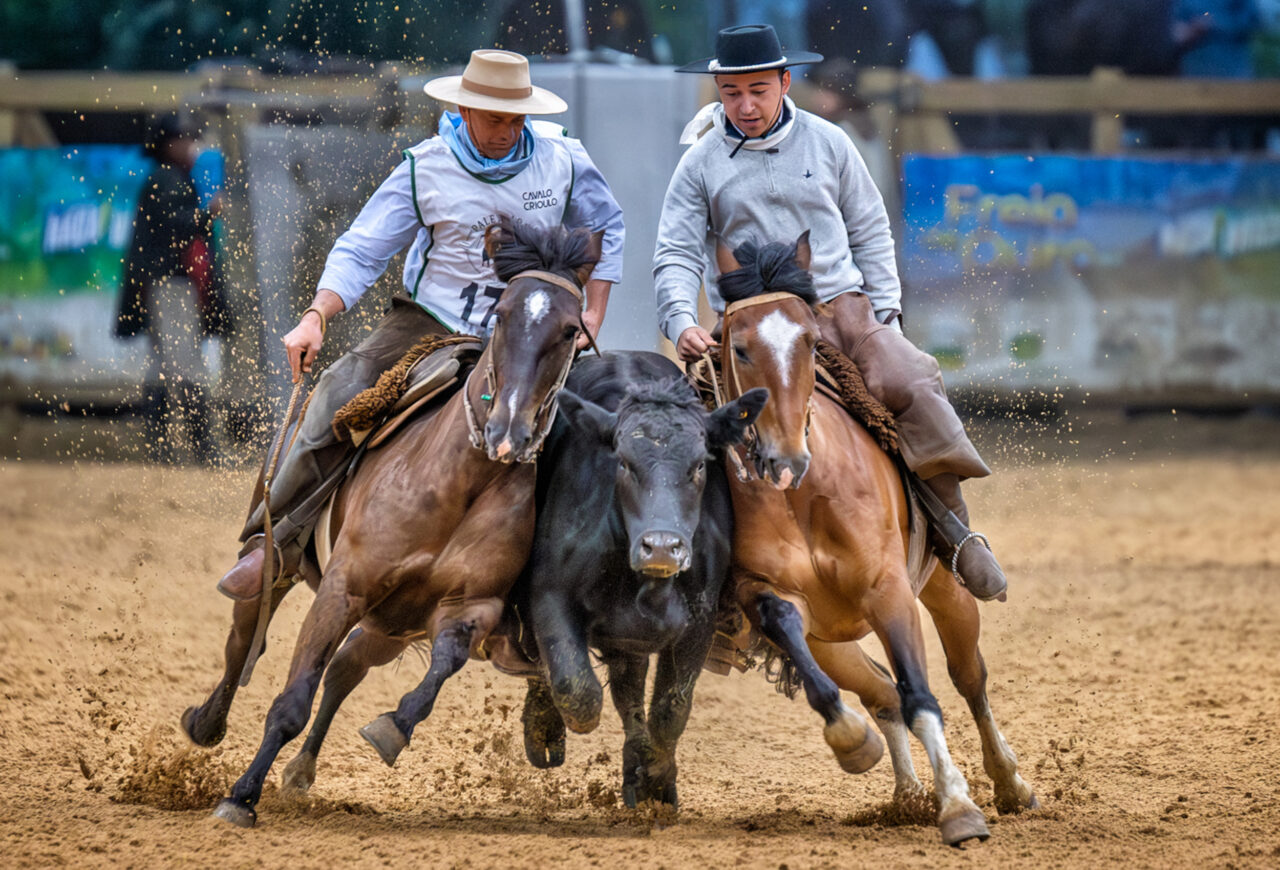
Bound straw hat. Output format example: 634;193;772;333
676;24;823;74
424;49;567;115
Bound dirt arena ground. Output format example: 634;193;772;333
2;407;1279;868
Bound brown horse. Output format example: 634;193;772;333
204;219;601;827
713;235;1038;846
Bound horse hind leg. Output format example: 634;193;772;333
869;585;989;847
360;619;475;767
752;592;884;774
919;568;1039;814
281;627;408;793
182;550;296;748
809;638;927;806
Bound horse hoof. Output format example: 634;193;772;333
939;807;990;847
181;706;225;748
360;713;408;767
212;798;256;828
823;708;884;774
281;752;316;793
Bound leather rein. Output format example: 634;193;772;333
462;269;597;463
706;291;814;483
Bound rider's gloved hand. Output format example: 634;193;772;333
676;325;718;362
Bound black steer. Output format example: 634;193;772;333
517;351;766;809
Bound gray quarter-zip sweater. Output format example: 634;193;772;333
653;107;901;343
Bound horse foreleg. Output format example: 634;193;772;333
809;638;926;805
604;652;653;808
359;618;474;767
182;554;297;747
749;590;883;774
281;627;408;793
868;580;988;847
642;624;716;811
213;581;362;827
521;677;567;769
919;566;1039;814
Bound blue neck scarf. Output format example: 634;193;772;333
438;112;535;181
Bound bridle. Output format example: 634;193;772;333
711;291;814;482
462;268;597;463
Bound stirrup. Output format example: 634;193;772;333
949;531;991;586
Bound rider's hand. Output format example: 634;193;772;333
282;311;324;383
577;306;604;350
676;325;718;362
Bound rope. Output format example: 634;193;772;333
239;376;306;688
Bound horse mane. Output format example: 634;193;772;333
717;238;818;305
616;377;704;419
490;215;599;283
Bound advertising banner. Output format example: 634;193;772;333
900;154;1280;402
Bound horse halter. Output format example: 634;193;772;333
717;292;815;482
463;268;591;463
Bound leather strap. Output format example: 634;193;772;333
508;269;584;304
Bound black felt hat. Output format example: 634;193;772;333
676;24;823;74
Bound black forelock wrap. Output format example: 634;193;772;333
490;215;599;284
716;238;818;305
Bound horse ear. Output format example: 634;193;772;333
556;389;616;446
794;230;812;272
573;229;605;288
706;388;769;450
715;238;742;275
483;222;509;263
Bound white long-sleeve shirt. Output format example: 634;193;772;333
319;123;624;334
653;107;900;343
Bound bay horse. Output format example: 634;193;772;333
713;235;1038;846
510;352;766;809
205;219;601;827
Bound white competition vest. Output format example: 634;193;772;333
400;123;576;335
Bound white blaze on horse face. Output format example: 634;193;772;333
523;289;550;333
756;309;806;389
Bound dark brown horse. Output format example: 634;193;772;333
713;235;1038;846
203;219;600;827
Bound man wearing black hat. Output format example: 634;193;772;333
654;24;1007;601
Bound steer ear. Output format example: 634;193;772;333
556;389;616;447
706;388;769;450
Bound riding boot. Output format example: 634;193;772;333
918;473;1008;602
142;384;175;464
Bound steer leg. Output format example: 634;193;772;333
532;592;602;734
604;652;653;808
359;619;475;767
868;576;989;847
919;565;1039;814
750;590;884;774
642;623;717;811
521;677;567;769
281;627;408;792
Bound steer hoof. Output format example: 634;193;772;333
824;707;884;774
524;733;565;769
212;798;256;828
360;713;409;767
281;752;316;793
939;806;990;847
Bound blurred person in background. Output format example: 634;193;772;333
1176;0;1261;76
655;24;1008;601
804;0;910;71
117;113;227;466
220;49;624;593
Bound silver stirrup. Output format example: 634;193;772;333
950;531;991;585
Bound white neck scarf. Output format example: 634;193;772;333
679;96;797;153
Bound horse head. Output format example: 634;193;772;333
469;217;603;463
556;378;766;584
716;231;820;490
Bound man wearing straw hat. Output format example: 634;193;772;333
653;24;1007;601
224;49;624;595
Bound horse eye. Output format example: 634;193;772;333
733;345;749;363
562;325;578;342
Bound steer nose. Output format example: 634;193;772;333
633;531;690;577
